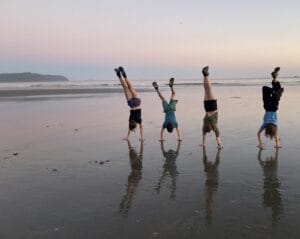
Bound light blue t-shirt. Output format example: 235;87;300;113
260;111;277;130
162;100;178;129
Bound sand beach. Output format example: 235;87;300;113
1;80;300;238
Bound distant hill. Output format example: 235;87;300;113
0;72;69;82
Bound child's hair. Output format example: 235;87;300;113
166;123;174;133
265;124;277;140
129;120;137;131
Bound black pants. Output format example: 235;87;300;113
262;82;283;112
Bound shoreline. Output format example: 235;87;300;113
0;88;154;97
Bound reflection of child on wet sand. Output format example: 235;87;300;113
119;139;143;215
152;78;182;141
202;148;221;225
200;66;222;149
257;148;283;224
154;140;181;200
257;67;284;149
114;66;144;141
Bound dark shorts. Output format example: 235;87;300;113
128;97;141;108
204;99;217;112
202;112;220;137
129;108;142;124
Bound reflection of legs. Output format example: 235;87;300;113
119;67;138;98
202;66;215;100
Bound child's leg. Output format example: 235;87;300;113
203;76;215;100
124;77;138;98
156;89;165;101
119;67;138;98
170;86;176;100
169;78;176;100
152;82;165;100
120;78;133;101
202;66;215;100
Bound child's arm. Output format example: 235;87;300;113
175;140;181;154
159;128;165;141
275;135;282;148
139;124;144;141
176;128;182;141
123;129;131;140
200;133;206;147
257;128;264;149
216;137;223;149
139;138;144;155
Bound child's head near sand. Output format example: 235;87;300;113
265;124;277;140
166;123;174;133
129;120;137;131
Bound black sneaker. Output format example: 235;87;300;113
271;66;280;79
119;66;127;78
202;66;209;77
114;68;121;78
169;78;175;87
152;81;159;90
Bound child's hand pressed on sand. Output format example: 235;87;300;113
257;144;264;149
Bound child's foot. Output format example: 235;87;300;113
114;68;121;78
202;66;209;77
169;77;175;87
119;66;127;78
271;66;280;79
152;81;159;90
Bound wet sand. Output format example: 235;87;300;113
1;85;300;238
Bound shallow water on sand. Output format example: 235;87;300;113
0;85;300;238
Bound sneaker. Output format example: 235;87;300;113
114;68;121;78
169;78;175;87
271;66;280;79
119;66;127;78
202;66;209;77
152;81;159;90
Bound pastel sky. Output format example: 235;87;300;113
0;0;300;80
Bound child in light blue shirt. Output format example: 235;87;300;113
153;78;182;141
